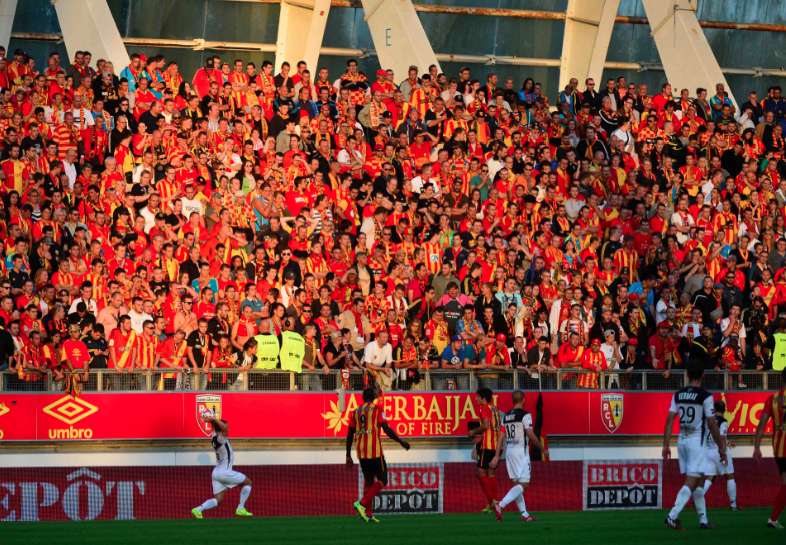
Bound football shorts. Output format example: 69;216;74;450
505;449;531;483
701;449;733;476
359;456;388;486
677;440;706;477
211;468;247;495
476;448;497;470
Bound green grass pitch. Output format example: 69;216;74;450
3;509;781;545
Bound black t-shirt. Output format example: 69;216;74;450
186;330;212;367
84;336;108;369
8;269;30;290
129;183;150;212
149;279;170;294
207;317;230;343
323;341;345;369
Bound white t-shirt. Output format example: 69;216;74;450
363;341;393;367
71;108;95;128
336;148;363;167
128;310;153;334
68;297;98;316
181;197;204;219
410;175;440;195
719;318;746;346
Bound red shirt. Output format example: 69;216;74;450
485;343;512;367
555;343;584;368
61;339;90;369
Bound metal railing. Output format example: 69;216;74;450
1;369;782;393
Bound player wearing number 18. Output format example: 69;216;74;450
346;387;410;523
493;390;545;522
662;363;726;530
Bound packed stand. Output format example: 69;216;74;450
0;45;784;393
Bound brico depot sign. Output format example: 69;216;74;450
358;464;443;514
0;468;145;521
583;461;662;510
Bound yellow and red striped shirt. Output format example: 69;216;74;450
135;334;159;369
479;404;501;451
350;402;387;460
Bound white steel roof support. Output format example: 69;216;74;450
360;0;440;79
641;0;736;107
0;0;16;50
559;0;620;90
275;0;331;72
52;0;130;71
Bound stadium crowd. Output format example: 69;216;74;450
0;44;784;393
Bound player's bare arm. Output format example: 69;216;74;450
753;404;772;461
345;425;355;466
203;413;228;435
469;417;489;439
526;428;545;454
491;428;505;469
381;422;410;450
662;411;676;460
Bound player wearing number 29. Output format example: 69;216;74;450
662;363;726;530
493;390;544;522
346;387;410;523
191;412;253;519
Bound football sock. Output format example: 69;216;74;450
237;485;252;510
669;485;692;520
481;476;497;502
726;479;737;507
703;479;713;494
499;484;522;509
516;490;528;517
692;487;708;524
361;481;384;510
488;476;498;501
477;475;493;503
196;498;218;513
771;484;786;520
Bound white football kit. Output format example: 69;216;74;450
669;386;715;476
702;415;734;476
502;408;532;483
211;430;247;494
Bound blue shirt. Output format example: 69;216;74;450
440;345;471;366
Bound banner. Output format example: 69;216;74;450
0;459;777;522
357;464;443;514
0;391;773;441
583;460;662;510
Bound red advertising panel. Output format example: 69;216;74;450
0;391;774;441
0;459;778;521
